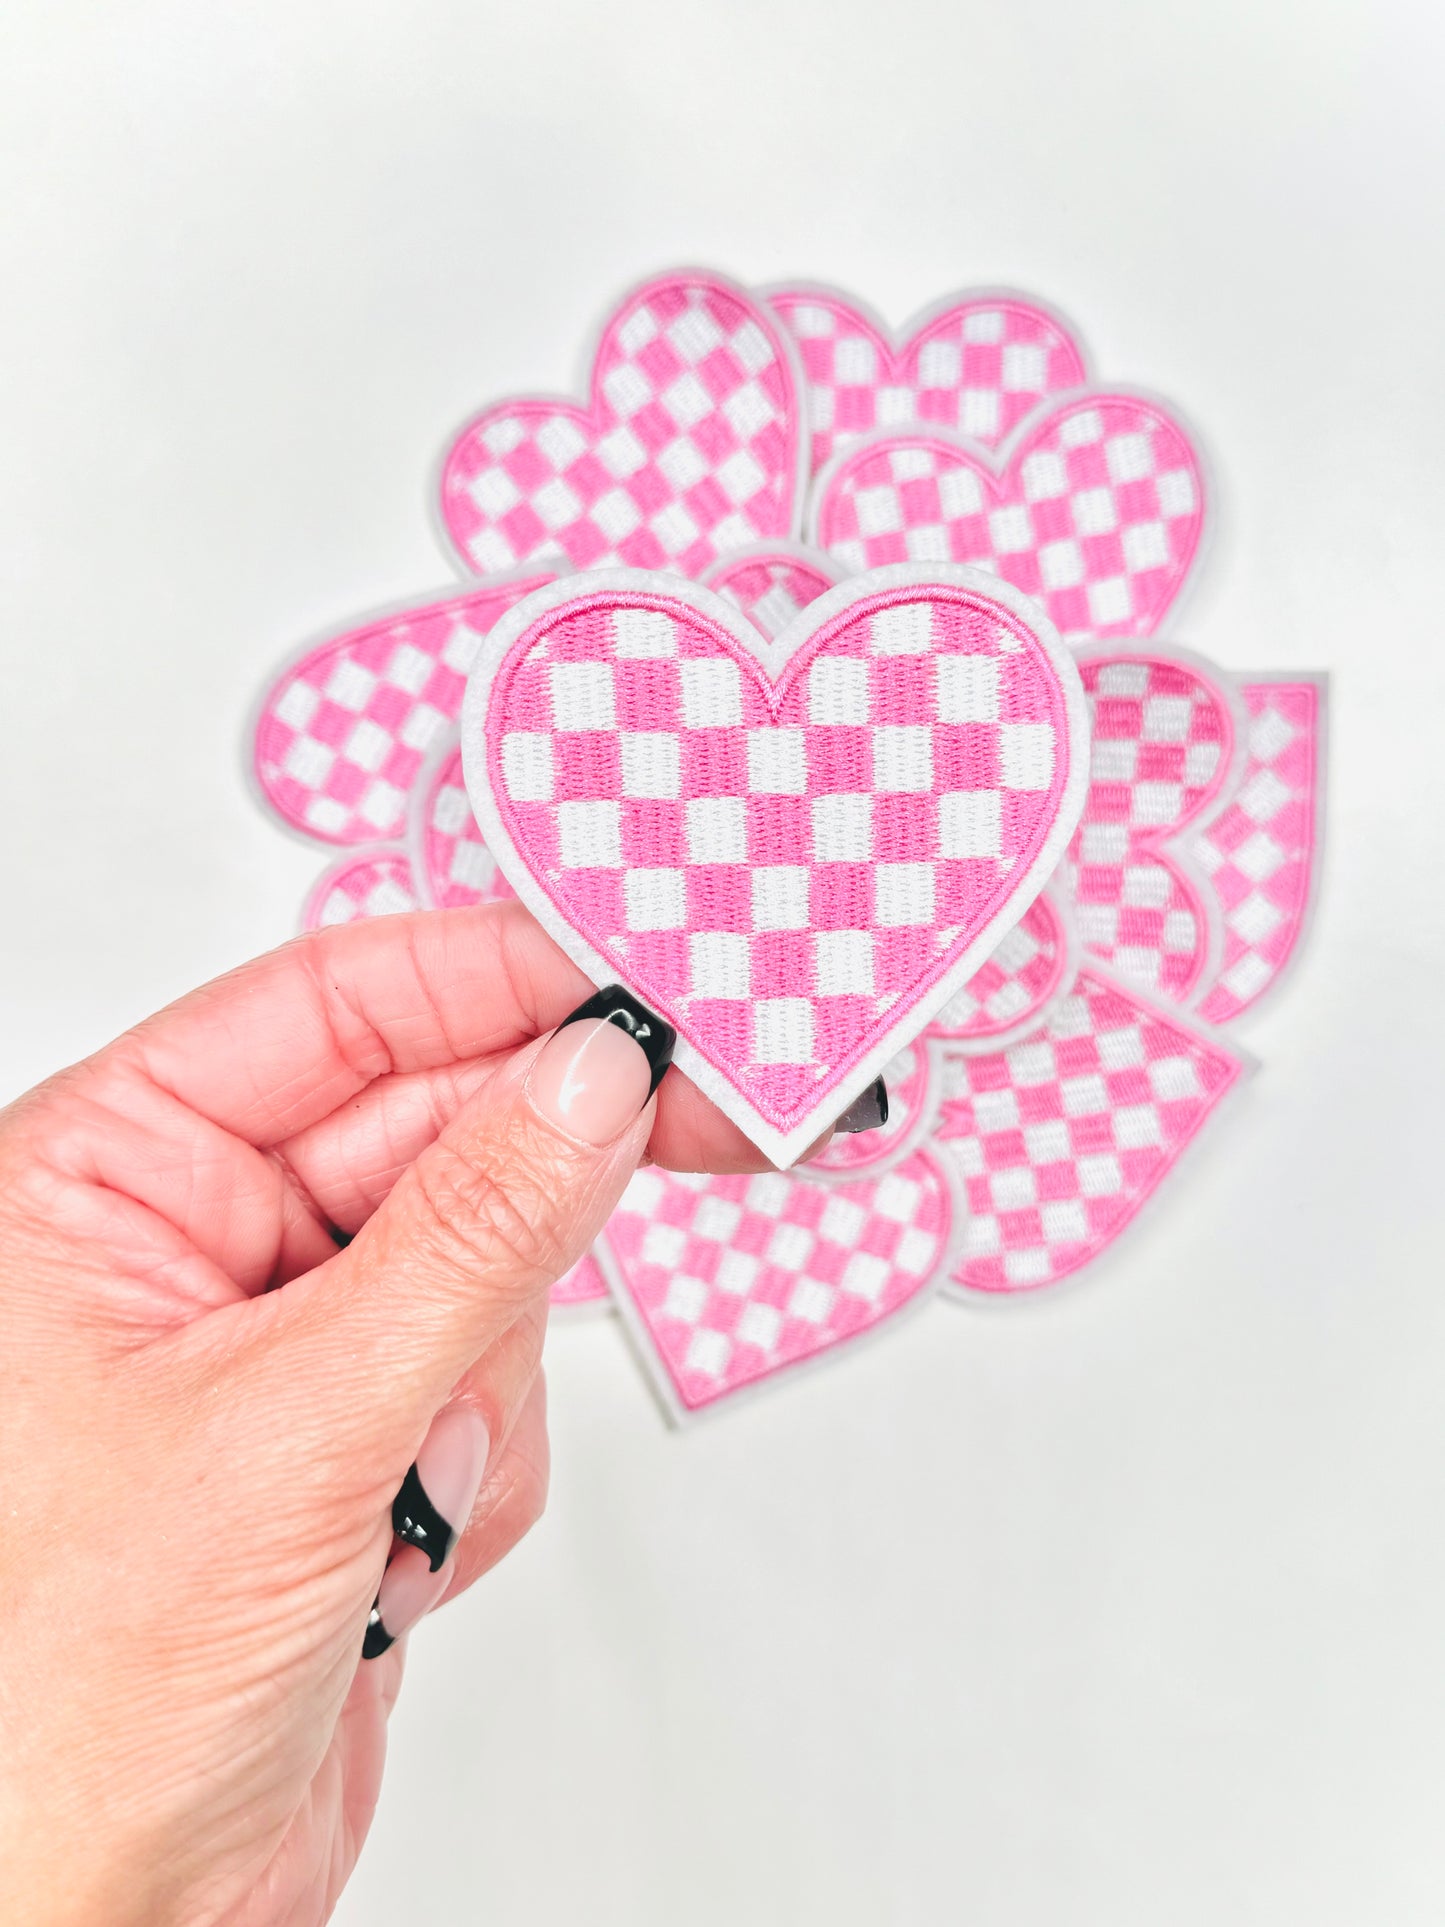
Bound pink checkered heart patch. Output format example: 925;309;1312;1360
461;562;1090;1167
440;269;806;580
767;283;1088;474
302;847;420;930
1070;648;1246;1005
702;542;842;642
599;1149;960;1420
253;573;556;846
809;393;1205;642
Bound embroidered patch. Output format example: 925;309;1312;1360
410;732;516;910
767;283;1087;473
461;563;1090;1167
809;394;1205;642
1069;647;1246;1004
701;542;842;641
926;888;1079;1048
806;1036;948;1178
598;1150;960;1420
253;575;555;845
439;270;806;579
935;962;1251;1296
1195;678;1327;1024
302;847;420;930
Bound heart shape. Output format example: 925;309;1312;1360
702;541;842;641
461;562;1089;1167
439;269;806;579
1193;678;1326;1026
302;848;420;930
1070;648;1246;1005
253;573;555;845
935;959;1252;1296
598;1150;960;1420
925;887;1079;1047
809;392;1205;642
767;282;1088;473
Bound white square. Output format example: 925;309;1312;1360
1009;1039;1058;1087
667;302;723;364
811;792;873;862
895;1227;936;1274
875;863;935;926
1106;431;1153;483
1041;1199;1089;1244
988;504;1034;553
868;601;934;653
1039;537;1085;590
937;467;986;519
1077;1153;1124;1198
1235;831;1286;881
624;868;686;930
962;309;1004;344
649;499;701;557
834;335;879;383
533;476;583;533
596;423;648;479
1001;341;1047;391
344;717;392;774
875;1173;922;1224
748;728;807;793
723;379;776;442
818;1194;868;1245
610;606;677;658
736;1302;782;1354
752;866;810;930
468;464;522;520
754;999;814;1064
1156;467;1197;517
620;731;681;799
662;1274;708;1324
936;653;1001;722
815;929;874;995
324;658;378;710
839;1251;891;1303
973;1087;1021;1133
745;1170;793;1214
680;654;742;727
1023;1117;1072;1164
533;415;588;470
873;725;933;792
714;1249;761;1296
359;778;405;829
690;931;750;999
590;489;641;544
1142;693;1194;741
1000;722;1055;790
1072;485;1118;536
808;654;869;724
1122;520;1170;572
1148;1054;1204;1102
855;485;903;537
501;732;554;802
939;790;1002;857
767;1220;814;1270
686;795;747;864
549;660;615;731
661;369;713;429
1087;577;1134;627
642;1220;689;1269
284;736;335;786
274;680;321;731
717;448;767;506
959;388;1001;440
915;338;961;386
1020;448;1067;501
656;435;708;492
731;319;775;374
557;798;621;868
1059;408;1103;448
692;1195;743;1243
683;1329;731;1378
1132;781;1185;826
1239;768;1292;824
1113;1103;1164;1149
1060;1072;1109;1116
788;1278;836;1325
991;1166;1038;1210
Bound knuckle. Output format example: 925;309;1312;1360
405;1140;571;1295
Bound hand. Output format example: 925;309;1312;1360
0;902;766;1927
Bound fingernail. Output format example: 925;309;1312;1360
557;986;675;1096
392;1405;490;1571
363;1545;451;1658
527;989;674;1144
833;1077;889;1135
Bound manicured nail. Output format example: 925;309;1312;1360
392;1404;490;1571
557;986;675;1095
528;989;674;1144
833;1077;889;1135
363;1545;451;1658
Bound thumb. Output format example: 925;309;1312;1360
262;987;672;1444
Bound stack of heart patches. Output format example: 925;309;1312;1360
246;266;1327;1418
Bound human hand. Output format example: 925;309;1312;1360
0;902;771;1927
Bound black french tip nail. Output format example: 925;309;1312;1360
834;1077;889;1135
362;1600;394;1660
392;1463;455;1573
557;985;676;1096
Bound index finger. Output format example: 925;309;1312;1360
108;901;772;1170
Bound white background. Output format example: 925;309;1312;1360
3;2;1444;1921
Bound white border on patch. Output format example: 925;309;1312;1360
594;1144;970;1428
459;560;1091;1169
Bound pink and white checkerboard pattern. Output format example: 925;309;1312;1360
487;586;1074;1131
1071;655;1234;1003
254;576;553;845
935;966;1246;1295
416;739;516;910
1196;681;1324;1024
770;287;1087;473
808;1039;936;1176
703;549;839;641
441;274;802;581
602;1152;953;1415
812;396;1203;642
302;849;420;930
927;892;1073;1042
